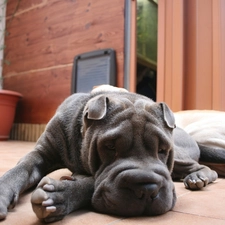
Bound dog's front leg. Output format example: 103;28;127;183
0;150;58;220
31;175;94;223
173;158;218;189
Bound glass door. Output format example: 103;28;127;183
136;0;158;101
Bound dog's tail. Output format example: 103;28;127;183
199;144;225;163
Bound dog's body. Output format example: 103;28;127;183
0;89;224;223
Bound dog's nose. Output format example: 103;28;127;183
131;183;159;200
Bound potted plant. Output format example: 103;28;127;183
0;1;22;140
0;86;22;140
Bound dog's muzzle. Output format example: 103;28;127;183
91;161;176;216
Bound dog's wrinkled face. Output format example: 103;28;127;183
81;93;176;216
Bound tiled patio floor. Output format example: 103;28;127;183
0;141;224;225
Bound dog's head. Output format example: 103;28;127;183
80;92;176;216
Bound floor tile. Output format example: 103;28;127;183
174;179;225;220
0;141;224;225
114;212;225;225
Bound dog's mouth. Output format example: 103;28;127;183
92;165;176;216
92;183;176;217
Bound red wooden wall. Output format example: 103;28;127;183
4;0;225;126
3;0;125;124
157;0;225;112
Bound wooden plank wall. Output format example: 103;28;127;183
183;0;225;111
157;0;184;111
3;0;125;124
157;0;225;112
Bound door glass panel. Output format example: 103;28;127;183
136;0;158;101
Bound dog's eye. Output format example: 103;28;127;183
158;149;167;155
106;143;115;150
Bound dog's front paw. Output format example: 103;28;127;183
31;177;68;223
0;184;19;220
184;169;218;190
184;173;209;190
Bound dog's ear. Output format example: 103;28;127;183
160;103;176;129
84;95;108;120
167;148;174;173
82;95;108;135
159;103;175;172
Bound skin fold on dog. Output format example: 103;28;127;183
0;87;223;223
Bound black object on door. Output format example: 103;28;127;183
71;48;116;93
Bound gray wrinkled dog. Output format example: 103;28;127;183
0;86;223;223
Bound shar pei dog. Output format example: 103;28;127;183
0;85;224;223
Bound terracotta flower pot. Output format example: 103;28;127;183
0;90;22;141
